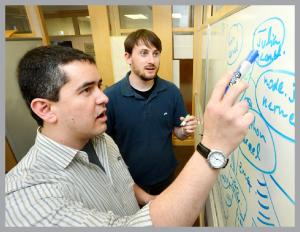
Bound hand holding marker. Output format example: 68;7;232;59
180;51;258;135
225;50;259;93
180;114;190;126
180;114;202;127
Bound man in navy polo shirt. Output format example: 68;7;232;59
105;29;198;196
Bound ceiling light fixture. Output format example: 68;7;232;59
124;14;148;19
172;13;182;19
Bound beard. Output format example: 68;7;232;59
139;74;157;81
132;64;159;81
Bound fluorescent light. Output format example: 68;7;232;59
124;14;148;20
172;13;182;19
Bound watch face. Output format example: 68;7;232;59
207;151;227;168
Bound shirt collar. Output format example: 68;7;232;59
120;71;167;98
35;128;81;169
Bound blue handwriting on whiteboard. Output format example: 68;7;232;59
255;176;278;226
242;138;261;161
253;17;285;67
227;23;243;65
263;77;295;104
242;116;267;161
239;109;277;174
257;27;282;63
262;96;294;127
239;161;252;193
255;69;295;142
244;96;253;109
249;117;267;143
289;82;295;104
261;74;295;127
220;175;242;204
219;170;247;226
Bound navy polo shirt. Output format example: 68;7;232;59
104;72;187;186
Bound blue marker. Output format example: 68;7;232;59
225;50;259;93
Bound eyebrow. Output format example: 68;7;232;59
76;79;102;92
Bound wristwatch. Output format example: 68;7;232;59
196;142;228;169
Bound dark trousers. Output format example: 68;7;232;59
141;171;175;195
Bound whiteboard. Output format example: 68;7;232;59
6;39;43;161
110;36;130;83
202;5;295;227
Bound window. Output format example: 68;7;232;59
5;6;31;33
118;6;152;30
78;16;91;35
41;5;94;54
42;5;89;36
172;5;193;28
46;17;75;36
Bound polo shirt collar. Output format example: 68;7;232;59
35;128;82;169
120;71;167;98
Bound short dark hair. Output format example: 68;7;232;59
124;29;162;54
17;45;96;126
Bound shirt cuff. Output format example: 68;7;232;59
128;202;153;226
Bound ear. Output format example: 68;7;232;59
124;52;132;65
30;98;57;124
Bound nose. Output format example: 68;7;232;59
147;53;155;63
96;90;109;105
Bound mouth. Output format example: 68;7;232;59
145;66;156;71
96;110;107;121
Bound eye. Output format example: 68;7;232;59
82;87;90;93
80;86;93;95
139;50;149;57
153;51;160;57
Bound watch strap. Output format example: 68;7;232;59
224;158;229;168
197;142;229;169
196;142;211;159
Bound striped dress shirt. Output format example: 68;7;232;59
5;130;152;226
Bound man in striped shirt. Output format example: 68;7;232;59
6;45;253;226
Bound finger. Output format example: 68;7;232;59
209;71;233;102
190;119;199;126
223;80;249;106
185;129;194;134
189;125;197;132
185;123;198;131
185;127;196;134
240;112;254;129
185;115;195;123
231;100;250;116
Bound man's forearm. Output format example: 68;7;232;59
133;184;156;206
149;150;218;226
149;72;253;226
